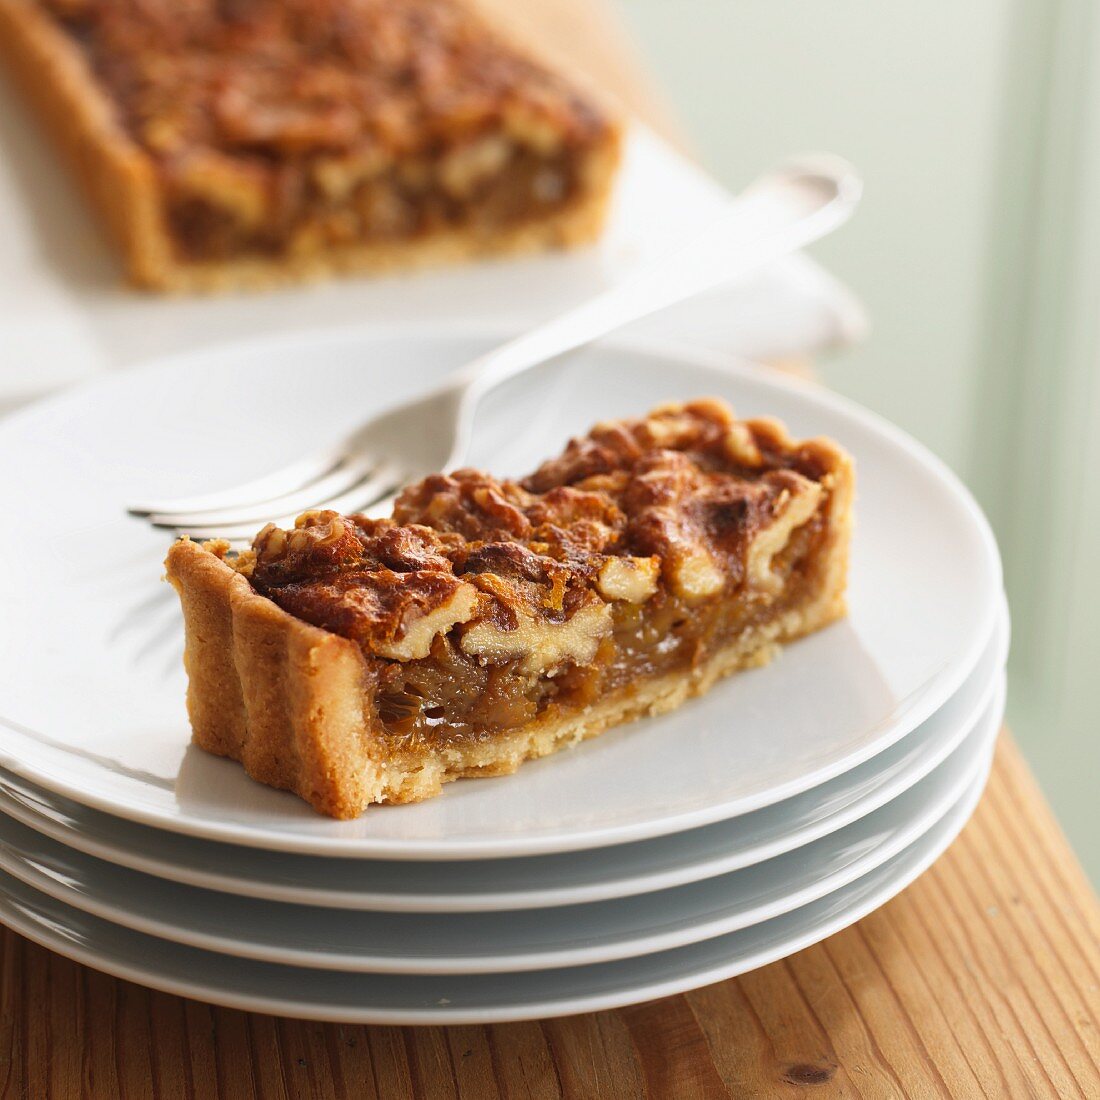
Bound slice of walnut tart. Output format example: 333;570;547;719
0;0;620;291
166;399;853;818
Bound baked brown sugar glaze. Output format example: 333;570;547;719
216;399;852;757
37;0;617;263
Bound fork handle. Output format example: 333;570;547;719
453;154;862;408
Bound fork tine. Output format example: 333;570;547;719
126;448;341;518
141;454;381;529
165;460;407;543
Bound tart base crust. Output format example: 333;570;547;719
0;0;621;292
166;507;849;818
0;0;170;283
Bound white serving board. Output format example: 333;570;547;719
0;78;864;411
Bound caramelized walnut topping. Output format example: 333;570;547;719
460;542;576;616
240;509;480;659
523;399;734;492
273;570;479;661
239;401;843;675
394;471;535;541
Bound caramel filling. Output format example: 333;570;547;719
371;510;827;754
165;146;583;262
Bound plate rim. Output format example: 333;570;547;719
0;604;1009;911
0;677;1003;974
0;761;991;1024
0;325;1004;857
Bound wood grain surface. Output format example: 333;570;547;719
2;736;1098;1098
2;2;1099;1097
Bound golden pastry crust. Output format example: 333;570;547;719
0;0;172;284
166;400;854;818
0;0;622;291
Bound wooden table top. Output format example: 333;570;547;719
3;3;1099;1096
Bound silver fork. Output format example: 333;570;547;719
129;155;861;543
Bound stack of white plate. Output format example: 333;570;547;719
0;331;1006;1024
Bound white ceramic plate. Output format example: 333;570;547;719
0;331;1002;858
0;764;990;1023
0;679;1002;974
0;606;1007;911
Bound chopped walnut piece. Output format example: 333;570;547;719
667;548;725;603
168;152;269;231
311;149;392;200
375;582;479;661
502;103;565;156
596;556;659;603
439;135;514;198
744;477;823;595
460;601;612;674
723;422;765;467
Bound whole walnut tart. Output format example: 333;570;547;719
0;0;621;291
166;400;854;818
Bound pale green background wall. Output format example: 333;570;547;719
616;0;1100;881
